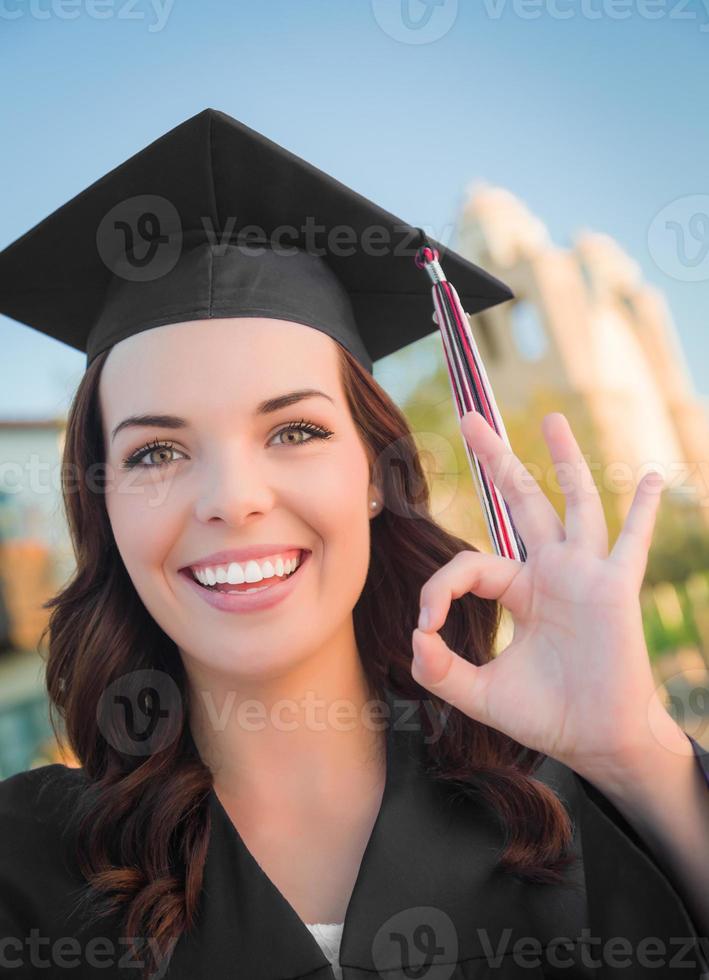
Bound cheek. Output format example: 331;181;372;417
297;453;368;531
306;461;372;585
105;481;180;585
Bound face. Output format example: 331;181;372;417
100;317;379;688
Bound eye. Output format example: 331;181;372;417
269;419;334;448
121;439;186;470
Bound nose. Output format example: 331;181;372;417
192;443;277;525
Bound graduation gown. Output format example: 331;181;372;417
1;687;707;979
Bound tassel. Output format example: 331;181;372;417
414;239;527;562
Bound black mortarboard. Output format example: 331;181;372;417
0;107;513;375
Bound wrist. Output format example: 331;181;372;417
577;708;694;802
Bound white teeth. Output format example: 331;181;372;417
191;552;302;588
244;559;264;583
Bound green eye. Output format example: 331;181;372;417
270;420;334;447
121;439;185;470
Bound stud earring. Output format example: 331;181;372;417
370;500;378;509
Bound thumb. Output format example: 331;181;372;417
411;627;492;724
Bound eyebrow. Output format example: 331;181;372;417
110;388;335;443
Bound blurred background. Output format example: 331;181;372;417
1;0;708;776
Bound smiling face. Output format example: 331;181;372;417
99;316;380;686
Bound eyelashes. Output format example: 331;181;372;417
120;419;334;470
121;438;183;470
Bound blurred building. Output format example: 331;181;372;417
0;419;71;652
0;420;77;775
455;184;709;527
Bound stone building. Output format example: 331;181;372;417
454;183;709;527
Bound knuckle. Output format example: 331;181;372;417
455;548;474;561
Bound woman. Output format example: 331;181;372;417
0;108;707;980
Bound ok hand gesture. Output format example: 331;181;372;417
411;411;670;779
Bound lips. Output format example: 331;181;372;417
177;550;311;614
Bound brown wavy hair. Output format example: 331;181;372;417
40;340;576;979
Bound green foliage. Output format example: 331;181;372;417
641;578;704;660
644;499;709;585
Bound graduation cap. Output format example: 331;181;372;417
0;107;525;560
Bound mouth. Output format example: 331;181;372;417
178;549;311;596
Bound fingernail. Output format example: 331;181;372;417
418;606;430;630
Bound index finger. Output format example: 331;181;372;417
460;410;564;551
419;549;527;633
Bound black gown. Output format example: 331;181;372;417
1;686;707;979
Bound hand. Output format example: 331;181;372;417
411;410;672;779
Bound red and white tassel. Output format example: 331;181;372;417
415;242;526;562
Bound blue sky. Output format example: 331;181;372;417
2;0;708;418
